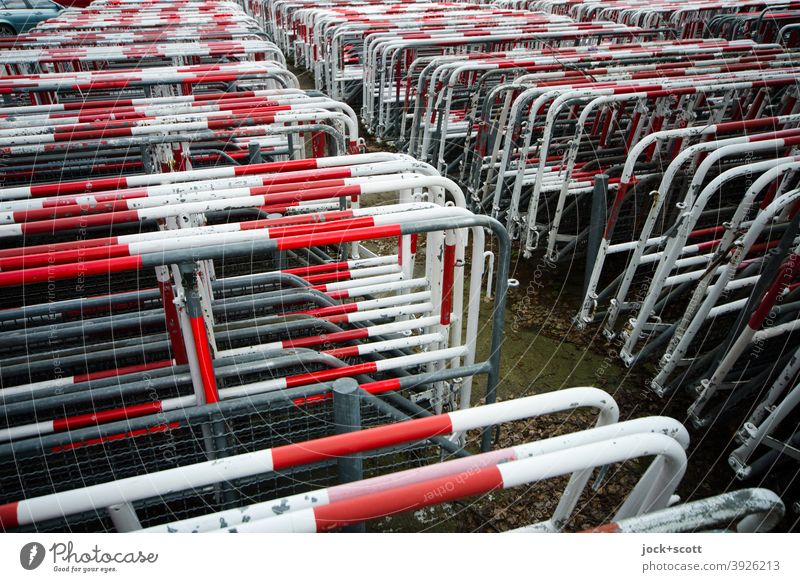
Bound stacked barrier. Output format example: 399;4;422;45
460;43;800;259
0;1;270;49
521;0;800;42
0;0;519;533
259;0;800;493
0;0;791;533
0;79;370;182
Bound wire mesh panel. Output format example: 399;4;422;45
3;396;444;532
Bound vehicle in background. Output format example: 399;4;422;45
0;0;63;36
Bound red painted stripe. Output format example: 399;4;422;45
324;345;361;359
19;159;322;200
695;239;721;253
688;225;725;239
760;178;781;210
440;242;456;325
0;243;132;271
746;89;767;121
312;131;327;158
294;303;359;318
583;523;622;533
276;225;403;251
598;108;614;147
251;178;348;196
0;502;19;530
267;217;375;240
749;255;799;328
0;255;143;287
190;316;218;404
748;129;800;143
256;167;352;186
61;97;134;110
321;313;355;325
284;261;349;277
233;158;316;177
313;464;504;531
284;362;378;389
301;269;353;285
624;110;641;151
292;392;331;407
50;422;181;453
13;200;130;223
282;327;369;349
73;359;172;384
19;210;140;235
55;126;132;142
324;289;349;301
160;281;188;365
645;117;664;160
270;414;453;471
269;210;353;228
359;378;402;395
29;176;129;197
52;401;164;432
258;184;362;207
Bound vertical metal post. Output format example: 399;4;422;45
265;213;287;272
332;377;365;532
177;263;220;475
480;221;511;453
210;409;238;507
180;264;219;405
156;265;188;364
248;142;263;164
108;502;142;532
584;174;608;299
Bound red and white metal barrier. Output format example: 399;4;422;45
0;0;788;535
0;388;626;529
